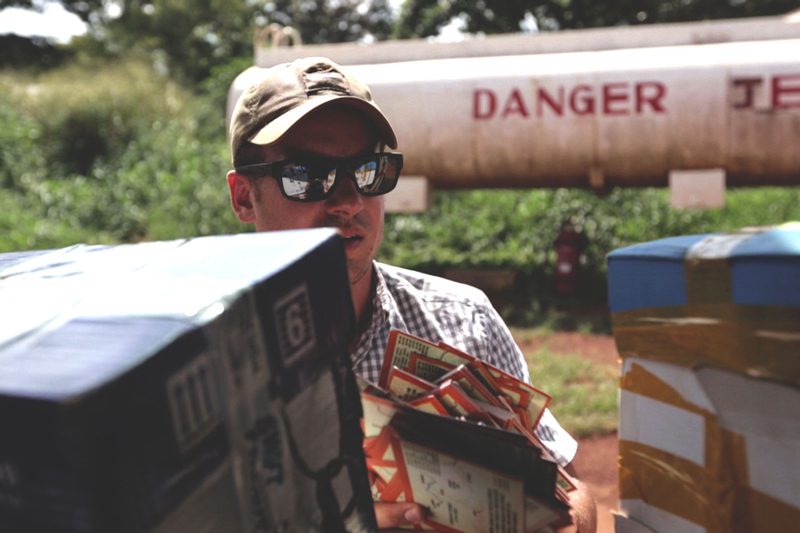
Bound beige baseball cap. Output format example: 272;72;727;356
229;56;397;166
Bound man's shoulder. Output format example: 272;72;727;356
375;262;488;305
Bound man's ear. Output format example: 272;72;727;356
227;170;257;223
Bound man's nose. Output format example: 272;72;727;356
326;174;364;215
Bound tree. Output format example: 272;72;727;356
2;1;395;84
262;0;395;45
394;0;526;38
394;0;800;38
0;33;70;69
95;0;257;84
96;0;395;83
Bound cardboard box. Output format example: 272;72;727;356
0;229;376;532
607;223;800;532
614;511;657;533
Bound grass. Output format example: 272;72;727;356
519;332;618;438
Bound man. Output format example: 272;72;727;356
227;56;596;532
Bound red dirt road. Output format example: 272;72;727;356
575;433;619;533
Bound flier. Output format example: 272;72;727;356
362;329;573;533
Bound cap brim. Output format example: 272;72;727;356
249;94;398;149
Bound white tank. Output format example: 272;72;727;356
228;14;800;189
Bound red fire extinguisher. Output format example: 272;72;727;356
553;220;587;296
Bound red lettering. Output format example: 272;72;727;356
602;83;629;115
501;88;530;118
569;85;595;115
473;80;673;119
473;89;497;119
772;74;800;109
536;87;564;116
635;81;666;113
732;77;762;109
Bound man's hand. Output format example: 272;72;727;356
374;501;425;530
371;465;595;532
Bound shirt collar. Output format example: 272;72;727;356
350;262;405;366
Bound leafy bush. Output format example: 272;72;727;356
0;61;243;251
16;60;188;176
380;186;800;327
0;81;46;189
12;112;242;245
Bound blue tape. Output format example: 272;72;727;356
607;235;708;313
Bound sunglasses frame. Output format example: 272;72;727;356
235;152;403;203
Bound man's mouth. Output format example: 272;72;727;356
341;234;364;250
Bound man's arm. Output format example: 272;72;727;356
480;301;597;530
557;463;598;533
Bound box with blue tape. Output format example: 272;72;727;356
608;223;800;532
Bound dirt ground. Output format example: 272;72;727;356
515;331;621;533
515;331;620;367
574;433;619;533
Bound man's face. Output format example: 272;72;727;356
228;105;385;287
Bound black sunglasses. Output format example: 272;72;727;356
235;152;403;202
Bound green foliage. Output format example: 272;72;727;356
0;82;45;189
0;60;243;252
394;0;800;37
0;34;72;70
99;119;242;240
7;0;797;81
264;0;395;45
200;55;254;110
380;186;800;325
20;0;395;85
395;0;529;38
95;0;258;84
13;60;187;176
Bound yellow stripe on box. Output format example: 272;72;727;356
743;485;800;532
619;440;723;531
613;304;800;387
620;444;800;533
619;439;744;533
619;362;800;532
620;361;714;417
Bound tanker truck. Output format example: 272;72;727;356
228;11;800;209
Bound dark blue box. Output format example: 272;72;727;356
0;230;376;532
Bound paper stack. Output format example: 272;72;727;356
361;329;574;533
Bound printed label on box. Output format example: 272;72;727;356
166;352;222;452
273;284;316;366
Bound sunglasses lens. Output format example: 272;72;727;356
354;155;401;195
354;159;380;192
275;153;402;201
280;163;335;201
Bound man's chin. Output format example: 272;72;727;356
347;258;373;287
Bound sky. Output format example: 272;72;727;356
0;2;87;43
0;0;454;45
0;1;531;45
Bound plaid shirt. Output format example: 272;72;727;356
351;262;577;466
